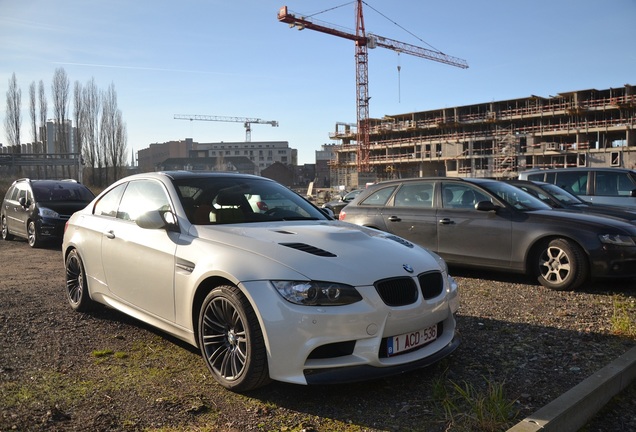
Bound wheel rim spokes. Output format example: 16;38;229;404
28;222;36;245
202;298;247;380
540;246;570;283
66;256;83;304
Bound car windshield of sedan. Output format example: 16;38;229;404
483;182;552;211
173;176;329;224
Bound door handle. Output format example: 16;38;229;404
105;230;116;239
439;218;454;225
388;216;402;222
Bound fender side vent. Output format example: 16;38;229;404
279;242;337;257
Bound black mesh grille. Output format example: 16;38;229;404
418;271;444;300
374;277;418;306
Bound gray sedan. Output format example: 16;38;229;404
340;177;636;290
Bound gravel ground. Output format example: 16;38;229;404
0;238;635;431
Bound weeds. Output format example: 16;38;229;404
432;373;519;431
611;295;636;338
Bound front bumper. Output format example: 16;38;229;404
303;331;460;385
241;279;459;385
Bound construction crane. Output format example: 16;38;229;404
174;114;279;142
278;1;468;172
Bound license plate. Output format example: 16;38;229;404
387;324;437;356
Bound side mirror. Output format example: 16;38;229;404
136;210;178;231
475;201;499;212
320;207;335;219
19;197;28;207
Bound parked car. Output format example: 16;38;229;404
322;189;364;217
518;167;636;209
340;177;636;291
507;179;636;223
62;171;459;391
1;178;95;247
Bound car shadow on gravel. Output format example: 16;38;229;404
239;315;635;431
449;265;636;293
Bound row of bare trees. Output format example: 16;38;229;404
3;68;128;186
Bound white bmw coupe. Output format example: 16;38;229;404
63;171;459;391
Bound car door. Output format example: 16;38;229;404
7;183;31;237
100;179;179;321
436;182;513;268
381;181;438;251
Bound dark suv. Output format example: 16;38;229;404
1;178;94;247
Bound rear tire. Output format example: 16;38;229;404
535;238;588;291
1;216;14;241
198;285;270;392
65;249;98;312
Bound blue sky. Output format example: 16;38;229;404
1;0;635;165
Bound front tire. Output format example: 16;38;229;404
198;285;270;392
536;238;588;291
27;220;42;248
1;215;14;240
65;249;97;312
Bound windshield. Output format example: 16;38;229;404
173;176;329;224
32;182;95;202
482;181;552;211
541;183;585;205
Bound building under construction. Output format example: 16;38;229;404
329;84;636;189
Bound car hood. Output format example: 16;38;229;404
529;209;636;232
190;221;443;285
37;201;91;216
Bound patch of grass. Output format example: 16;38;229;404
432;374;519;431
92;349;114;357
1;371;94;409
611;295;636;338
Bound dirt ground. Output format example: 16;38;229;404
1;237;635;431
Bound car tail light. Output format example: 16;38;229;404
64;220;69;233
339;210;346;220
257;201;269;211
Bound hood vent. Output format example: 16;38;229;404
279;242;337;257
385;235;414;248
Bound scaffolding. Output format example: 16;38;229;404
330;84;636;187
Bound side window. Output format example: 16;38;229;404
394;182;433;208
359;186;397;206
555;172;587;194
94;183;127;218
595;171;620;196
117;180;171;222
6;186;17;201
526;173;544;181
442;184;489;209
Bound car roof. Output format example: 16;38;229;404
124;170;271;181
371;177;499;187
520;167;636;174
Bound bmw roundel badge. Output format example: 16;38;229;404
403;264;414;273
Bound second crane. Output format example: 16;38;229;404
174;115;279;142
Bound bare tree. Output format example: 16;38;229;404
82;78;101;185
4;72;22;149
73;80;84;180
51;68;70;152
100;83;127;183
29;81;37;146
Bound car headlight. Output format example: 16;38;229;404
599;234;636;246
447;275;459;314
272;281;362;306
39;207;59;218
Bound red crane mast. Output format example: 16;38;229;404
278;1;468;172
